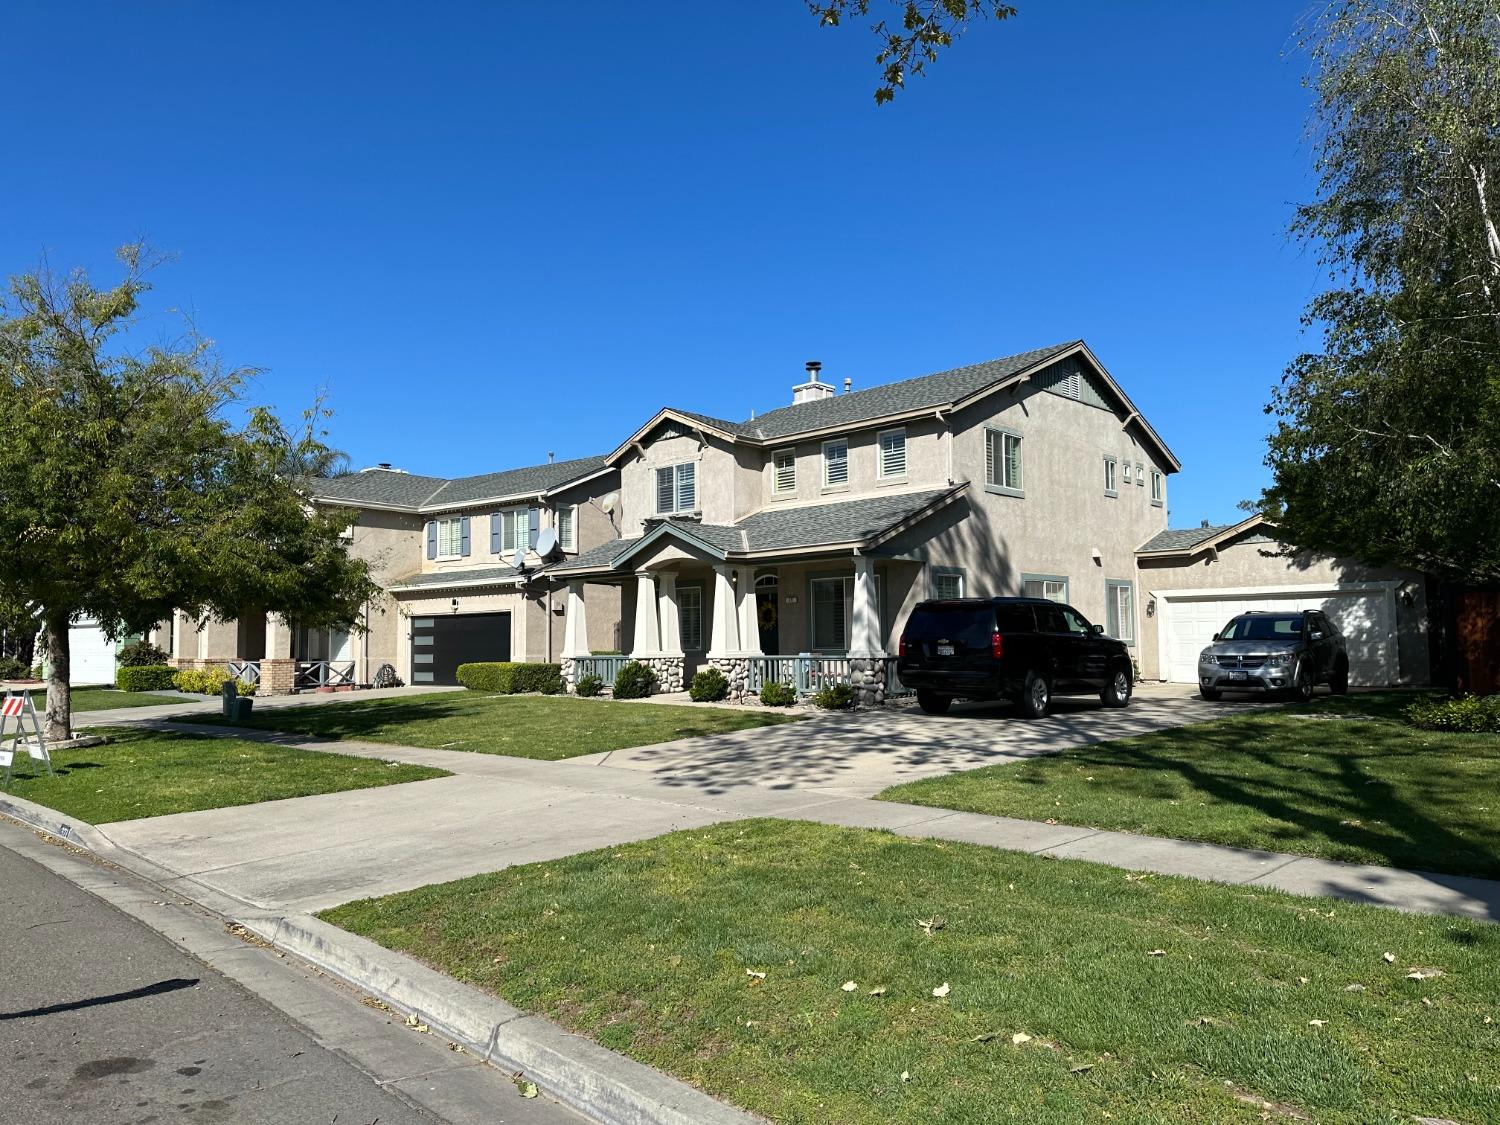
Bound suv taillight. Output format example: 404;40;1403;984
990;630;1004;659
899;637;910;657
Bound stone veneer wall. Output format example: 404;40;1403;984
636;656;685;694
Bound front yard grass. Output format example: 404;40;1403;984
23;687;185;711
188;692;796;760
323;819;1500;1125
878;693;1500;879
2;727;447;823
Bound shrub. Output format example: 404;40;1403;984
173;666;258;697
689;667;730;703
0;656;30;681
1406;694;1500;734
812;682;856;710
613;661;658;700
117;640;169;667
117;664;178;692
456;662;564;695
760;681;797;707
574;673;604;698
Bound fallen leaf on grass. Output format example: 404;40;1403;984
1070;1062;1095;1074
867;986;887;996
932;982;951;998
1297;976;1309;986
1011;1032;1032;1045
1382;952;1396;963
900;1070;910;1083
746;969;766;980
1407;968;1444;981
917;916;946;935
516;1080;538;1099
1308;1019;1327;1027
841;980;858;992
972;1031;1000;1043
1146;949;1167;957
1344;984;1366;992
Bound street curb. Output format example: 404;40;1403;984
1;797;767;1125
243;913;765;1125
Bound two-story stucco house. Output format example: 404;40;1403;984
550;340;1180;702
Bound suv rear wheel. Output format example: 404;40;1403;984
1101;668;1131;708
917;690;952;715
1330;657;1350;696
1018;669;1051;720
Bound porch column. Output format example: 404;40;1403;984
262;612;296;695
630;571;660;656
850;554;882;656
708;565;740;656
657;571;683;656
735;566;762;656
561;580;590;659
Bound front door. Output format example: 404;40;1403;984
756;575;780;653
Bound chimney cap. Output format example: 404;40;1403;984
1201;519;1210;528
805;360;822;380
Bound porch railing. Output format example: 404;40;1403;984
227;660;261;685
573;655;629;684
296;660;355;690
743;654;912;699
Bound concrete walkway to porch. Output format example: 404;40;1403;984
70;690;1500;925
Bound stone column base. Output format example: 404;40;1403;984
848;657;890;708
707;656;752;701
635;655;685;694
260;658;296;696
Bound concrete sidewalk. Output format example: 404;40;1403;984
78;716;1500;923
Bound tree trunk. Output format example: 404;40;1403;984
43;610;71;742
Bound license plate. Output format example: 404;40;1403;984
1228;671;1247;681
937;643;954;657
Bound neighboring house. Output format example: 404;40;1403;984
551;341;1181;701
167;454;622;691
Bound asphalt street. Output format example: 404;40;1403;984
0;831;584;1125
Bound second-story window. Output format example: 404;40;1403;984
1150;470;1164;506
558;505;575;550
1122;460;1132;486
878;428;907;478
1104;456;1117;496
773;449;796;495
986;429;1023;494
436;517;464;558
656;462;696;515
823;439;849;487
498;509;530;552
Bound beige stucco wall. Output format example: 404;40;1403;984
754;415;950;508
617;429;742;534
1135;534;1430;683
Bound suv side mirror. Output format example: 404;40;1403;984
1211;633;1220;642
1090;623;1105;635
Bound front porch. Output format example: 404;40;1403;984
172;610;358;695
561;552;919;705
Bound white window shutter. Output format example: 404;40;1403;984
677;462;696;512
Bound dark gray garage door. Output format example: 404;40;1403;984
410;613;511;685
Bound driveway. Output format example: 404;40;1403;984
562;682;1250;798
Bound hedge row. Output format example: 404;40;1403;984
117;664;178;692
1406;694;1500;733
456;662;564;695
174;667;258;696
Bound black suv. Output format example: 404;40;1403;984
897;597;1134;718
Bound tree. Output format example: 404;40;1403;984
805;1;1017;103
0;246;376;740
1261;0;1500;583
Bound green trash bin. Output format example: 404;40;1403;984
231;698;254;723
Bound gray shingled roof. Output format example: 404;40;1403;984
651;342;1078;444
1138;524;1238;553
311;455;608;512
552;488;959;572
388;565;521;589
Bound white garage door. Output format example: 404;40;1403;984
1160;586;1397;687
69;622;118;686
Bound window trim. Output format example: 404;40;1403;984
1103;456;1118;498
876;426;908;481
984;426;1025;497
931;566;966;600
1122;461;1132;486
655;461;698;516
1020;572;1069;603
1135;462;1146;487
1149;470;1164;507
1105;578;1136;646
821;438;850;491
435;516;464;560
677;581;704;652
557;504;576;552
497;508;529;554
772;448;797;497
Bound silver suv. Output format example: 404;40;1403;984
1198;610;1350;702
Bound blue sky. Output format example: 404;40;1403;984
4;1;1319;525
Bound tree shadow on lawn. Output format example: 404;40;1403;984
996;701;1500;880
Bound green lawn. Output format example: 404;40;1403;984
2;727;447;823
187;692;797;760
324;819;1500;1125
23;687;185;711
878;693;1500;878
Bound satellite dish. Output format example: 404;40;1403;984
511;546;526;570
600;491;619;514
535;527;558;557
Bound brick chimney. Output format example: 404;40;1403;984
792;360;835;405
